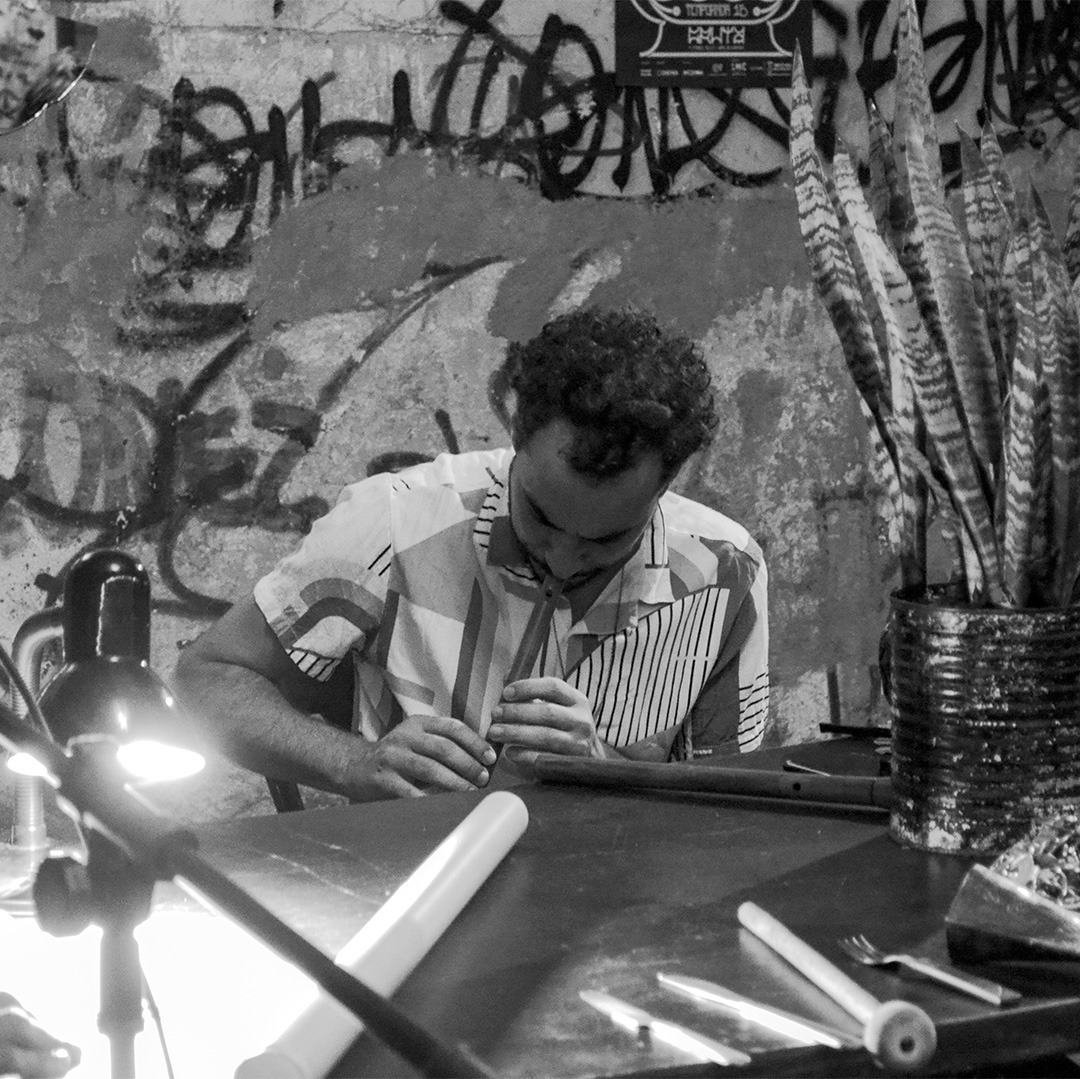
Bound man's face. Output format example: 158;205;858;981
509;419;667;587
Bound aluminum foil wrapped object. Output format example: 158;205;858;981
946;811;1080;963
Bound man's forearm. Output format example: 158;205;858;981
172;657;379;800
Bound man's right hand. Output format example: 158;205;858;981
174;597;499;803
357;715;497;799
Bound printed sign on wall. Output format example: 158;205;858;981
615;0;812;88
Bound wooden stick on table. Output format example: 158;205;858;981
738;902;936;1074
517;754;893;809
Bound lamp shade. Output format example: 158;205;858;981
36;549;204;781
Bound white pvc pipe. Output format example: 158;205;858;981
236;790;529;1079
737;902;937;1073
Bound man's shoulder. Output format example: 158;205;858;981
327;449;510;555
660;490;757;555
390;447;511;494
337;448;510;506
658;491;766;599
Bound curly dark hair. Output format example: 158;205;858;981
504;307;718;481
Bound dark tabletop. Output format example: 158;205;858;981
191;740;1080;1078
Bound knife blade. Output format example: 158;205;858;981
657;973;860;1049
579;989;751;1066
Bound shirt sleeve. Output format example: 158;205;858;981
678;551;769;758
253;473;395;681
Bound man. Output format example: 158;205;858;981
174;307;769;801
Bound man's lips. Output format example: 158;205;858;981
528;557;595;589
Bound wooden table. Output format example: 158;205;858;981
188;741;1080;1078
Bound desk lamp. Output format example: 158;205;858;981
3;552;203;910
0;549;486;1079
35;549;203;782
3;550;203;1076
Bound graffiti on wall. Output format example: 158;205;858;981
4;0;1080;625
3;264;491;619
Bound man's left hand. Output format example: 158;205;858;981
488;677;613;758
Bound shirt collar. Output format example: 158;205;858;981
472;455;674;632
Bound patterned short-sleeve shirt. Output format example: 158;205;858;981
254;449;769;757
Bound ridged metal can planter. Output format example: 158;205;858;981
888;587;1080;855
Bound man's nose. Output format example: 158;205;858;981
543;537;588;580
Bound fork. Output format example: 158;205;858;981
837;934;1021;1006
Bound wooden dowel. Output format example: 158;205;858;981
519;753;893;809
738;903;936;1074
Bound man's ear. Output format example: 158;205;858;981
655;466;679;500
509;417;525;451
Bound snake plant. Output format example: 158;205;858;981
789;0;1080;609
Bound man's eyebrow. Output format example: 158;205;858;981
525;492;630;544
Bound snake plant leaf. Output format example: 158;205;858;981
886;151;951;368
830;147;891;387
1063;135;1080;285
859;394;910;551
1002;212;1045;608
878;100;949;372
886;0;966;384
979;120;1016;225
894;0;939;175
884;264;999;601
1019;211;1054;604
1030;191;1080;604
1069;552;1080;607
867;97;899;247
905;115;1003;496
973;124;1019;381
886;414;979;598
1000;226;1022;417
789;49;894;458
1030;377;1054;605
834;148;926;588
855;175;1001;601
883;410;964;538
959;128;1011;404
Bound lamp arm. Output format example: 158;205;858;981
7;607;62;732
1;610;66;876
0;697;488;1079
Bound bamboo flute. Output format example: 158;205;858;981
489;574;564;765
518;753;893;810
504;574;564;684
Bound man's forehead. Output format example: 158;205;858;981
522;418;665;481
515;446;663;541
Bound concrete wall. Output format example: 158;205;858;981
2;1;1078;815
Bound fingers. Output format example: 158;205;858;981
492;698;581;733
368;715;498;796
503;677;585;707
8;1044;82;1079
0;1010;80;1079
488;719;589;755
418;714;495;762
0;1009;56;1052
489;682;598;756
